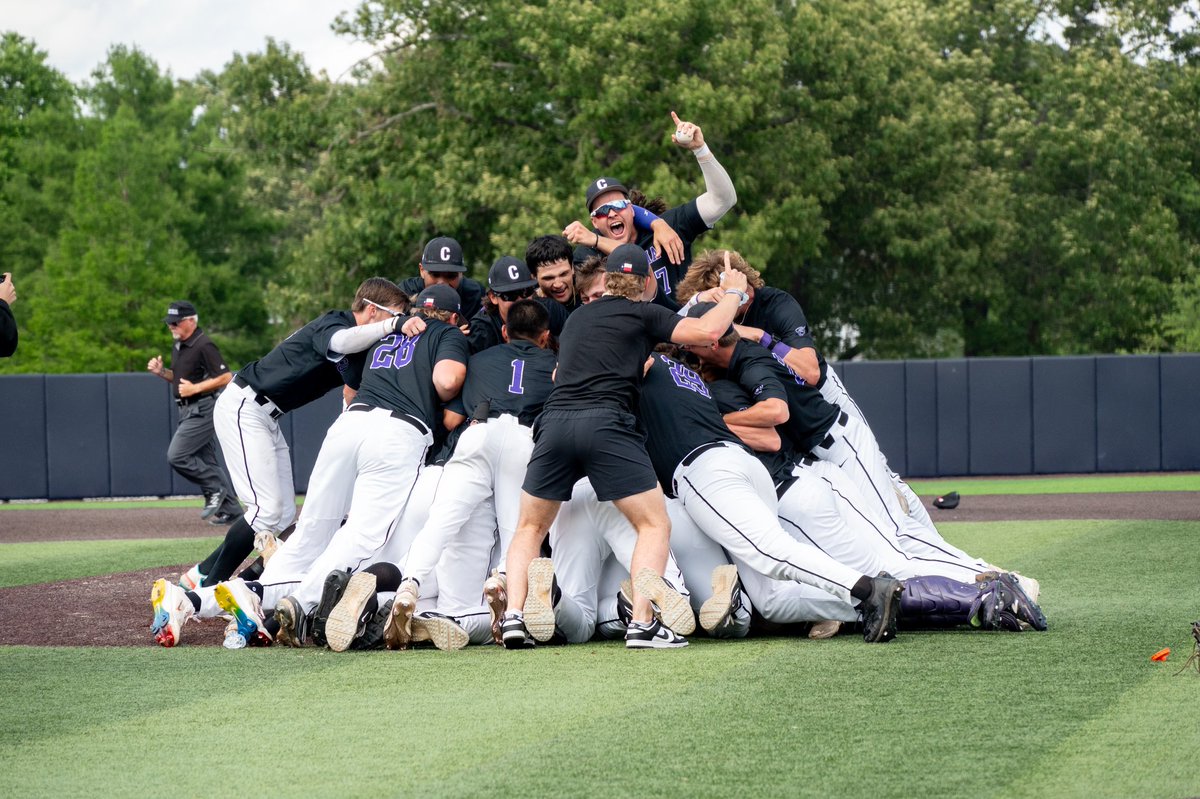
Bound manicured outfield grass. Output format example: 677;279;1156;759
2;519;1199;797
0;537;221;588
908;472;1200;495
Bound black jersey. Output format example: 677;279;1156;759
708;378;796;485
0;299;16;357
399;276;484;321
238;310;363;413
726;340;839;454
740;285;828;384
546;296;681;414
572;199;710;312
465;298;568;354
353;320;470;428
458;340;557;424
171;329;229;400
639;355;743;489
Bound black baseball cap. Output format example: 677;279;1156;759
164;301;197;324
585;176;629;212
414;284;461;313
604;244;651;278
420;236;466;273
686;301;735;338
488;256;537;292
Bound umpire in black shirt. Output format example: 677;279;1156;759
147;301;241;523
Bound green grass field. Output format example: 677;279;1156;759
1;482;1198;797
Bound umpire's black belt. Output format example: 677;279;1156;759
347;403;430;436
817;410;850;450
233;374;284;420
175;393;214;407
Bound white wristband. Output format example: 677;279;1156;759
692;144;711;158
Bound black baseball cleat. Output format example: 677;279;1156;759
275;595;310;647
208;511;237;526
500;615;536;649
996;572;1048;631
860;575;903;643
311;569;352;647
625;617;688;649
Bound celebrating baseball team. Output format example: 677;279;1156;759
149;113;1048;653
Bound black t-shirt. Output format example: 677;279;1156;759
455;340;558;424
0;299;16;357
740;285;828;384
353;320;470;428
238;310;363;413
546;296;681;414
708;378;796;484
171;329;229;400
399;276;484;321
572;199;711;311
639;355;743;489
726;340;839;454
465;298;568;354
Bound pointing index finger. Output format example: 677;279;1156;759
670;110;682;127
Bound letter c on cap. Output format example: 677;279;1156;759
508;263;521;281
596;179;608;190
440;246;451;262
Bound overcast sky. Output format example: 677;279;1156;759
5;1;378;83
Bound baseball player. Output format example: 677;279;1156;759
0;271;17;357
465;255;568;353
573;256;607;306
501;244;753;650
399;236;485;322
564;112;738;310
526;235;581;313
175;278;409;590
147;301;241;523
386;298;558;649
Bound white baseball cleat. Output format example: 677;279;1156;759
213;579;273;647
324;571;378;652
177;564;204;591
411;613;470;651
483;569;508;646
633;568;696;636
253;531;279;563
807;620;842;640
524;558;557;643
385;579;419;650
150;578;194;647
699;564;740;632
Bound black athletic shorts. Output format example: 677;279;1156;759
521;408;659;502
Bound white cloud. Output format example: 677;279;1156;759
4;0;378;83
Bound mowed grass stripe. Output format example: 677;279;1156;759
0;537;221;588
908;473;1200;495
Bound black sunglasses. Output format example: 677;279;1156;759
496;286;537;302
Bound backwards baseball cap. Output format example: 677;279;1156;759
585;176;629;212
414;284;461;313
604;244;651;278
420;236;466;273
488;256;537;292
163;301;197;324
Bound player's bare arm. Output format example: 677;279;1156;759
670;254;749;345
431;359;467;401
178;372;232;398
725;422;781;452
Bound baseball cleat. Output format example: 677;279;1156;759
411;612;470;651
625;617;688;649
1011;572;1040;605
311;569;353;648
150;578;194;647
500;614;536;649
254;531;279;563
213;580;273;647
616;581;634;628
996;572;1048;631
354;599;392;650
633;568;696;636
177;564;204;591
860;575;903;643
384;580;419;650
699;564;740;632
324;571;377;652
273;594;308;647
808;620;842;640
483;569;508;646
524;558;557;643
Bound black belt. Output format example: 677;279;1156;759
817;410;849;450
347;403;430;436
233;375;284;420
681;441;728;467
175;394;214;407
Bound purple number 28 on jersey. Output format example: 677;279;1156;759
369;334;420;370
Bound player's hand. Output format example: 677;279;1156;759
401;316;426;337
459;322;471;336
670;111;704;151
0;273;15;305
697;287;725;304
178;378;197;398
650;219;684;265
147;355;164;376
562;220;595;247
720;251;748;292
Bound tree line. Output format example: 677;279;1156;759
2;0;1198;374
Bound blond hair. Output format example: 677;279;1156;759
676;249;764;303
604;272;646;300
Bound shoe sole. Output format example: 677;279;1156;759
483;576;507;646
324;572;377;652
312;571;351;647
699;564;738;632
633;568;696;636
412;615;469;651
214;583;272;646
524;558;557;642
385;588;417;650
258;535;278;563
150;578;179;647
273;597;304;647
808;620;842;640
864;580;903;643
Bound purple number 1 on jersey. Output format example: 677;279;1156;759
508;359;525;395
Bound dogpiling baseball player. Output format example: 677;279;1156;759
175;279;409;590
399;236;484;322
466;255;568;353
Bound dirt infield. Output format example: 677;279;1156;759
0;492;1196;648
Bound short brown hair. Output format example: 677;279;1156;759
574;255;605;296
352;277;409;313
604;271;645;300
676;250;764;303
